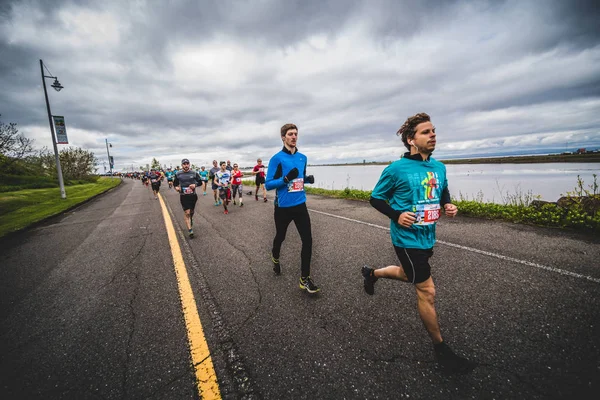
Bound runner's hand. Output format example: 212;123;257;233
304;175;315;184
398;212;416;228
175;186;181;192
444;203;458;217
284;168;299;183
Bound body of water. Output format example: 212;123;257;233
306;163;600;203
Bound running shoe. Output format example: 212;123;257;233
218;200;222;205
271;252;281;274
263;198;268;202
214;201;219;206
299;276;320;293
233;200;237;205
361;266;378;295
203;192;206;196
255;195;259;201
240;202;243;207
188;229;194;238
224;209;228;215
434;342;476;374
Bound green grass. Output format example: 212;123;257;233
0;177;121;238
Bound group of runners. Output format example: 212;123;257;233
157;113;475;374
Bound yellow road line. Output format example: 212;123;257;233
158;193;221;399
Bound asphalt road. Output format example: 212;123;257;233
1;178;599;399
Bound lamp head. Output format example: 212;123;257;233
51;78;63;92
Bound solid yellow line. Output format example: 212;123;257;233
158;193;221;399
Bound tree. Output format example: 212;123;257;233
0;114;35;170
151;157;161;169
40;147;97;180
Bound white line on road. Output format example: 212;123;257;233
309;208;600;284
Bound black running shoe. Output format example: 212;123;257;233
434;342;475;374
299;276;320;293
361;266;378;295
188;229;194;238
271;253;281;274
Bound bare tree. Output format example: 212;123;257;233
0;114;35;170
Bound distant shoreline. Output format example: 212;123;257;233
309;152;600;166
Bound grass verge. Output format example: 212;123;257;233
0;177;122;238
305;185;600;234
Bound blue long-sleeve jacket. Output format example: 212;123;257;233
265;146;309;207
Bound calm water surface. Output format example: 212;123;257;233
306;163;600;203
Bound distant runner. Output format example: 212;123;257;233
252;158;267;202
199;166;209;195
231;163;244;206
361;112;474;374
165;168;175;189
173;158;201;238
149;168;162;199
214;161;232;214
209;160;221;206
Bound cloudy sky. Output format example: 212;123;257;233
1;0;599;171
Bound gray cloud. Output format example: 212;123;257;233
1;0;599;170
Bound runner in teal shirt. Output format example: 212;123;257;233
362;112;474;374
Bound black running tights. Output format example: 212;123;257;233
272;203;312;277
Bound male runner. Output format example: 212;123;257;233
209;160;221;206
173;158;201;238
265;123;318;293
252;158;267;202
199;166;209;195
226;160;233;172
149;168;162;199
165;167;175;189
214;161;232;214
361;112;474;373
231;163;244;206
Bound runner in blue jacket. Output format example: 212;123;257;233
265;123;319;293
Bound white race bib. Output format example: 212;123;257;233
288;178;304;193
414;204;440;225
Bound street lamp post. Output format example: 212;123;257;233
105;138;113;178
40;59;66;199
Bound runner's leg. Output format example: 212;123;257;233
292;204;313;278
272;206;294;259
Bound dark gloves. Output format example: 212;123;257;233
304;175;315;184
284;167;299;183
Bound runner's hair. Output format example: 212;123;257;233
280;123;298;136
397;112;430;150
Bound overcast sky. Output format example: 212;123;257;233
1;0;599;171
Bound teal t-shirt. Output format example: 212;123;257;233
371;156;448;249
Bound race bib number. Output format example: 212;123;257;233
182;186;194;194
288;178;304;193
414;204;440;225
151;179;157;183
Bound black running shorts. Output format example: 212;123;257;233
180;194;198;211
151;182;161;192
256;176;265;186
219;188;230;200
394;246;434;284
